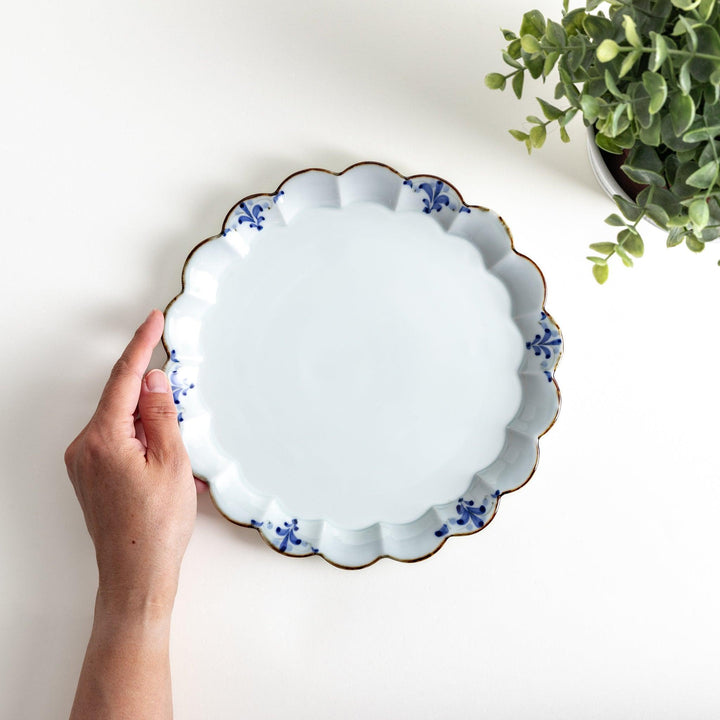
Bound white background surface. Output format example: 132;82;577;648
2;1;720;718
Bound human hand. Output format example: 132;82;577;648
65;310;197;612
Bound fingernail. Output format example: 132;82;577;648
145;369;169;393
144;309;158;323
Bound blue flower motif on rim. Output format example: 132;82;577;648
236;201;266;231
223;194;284;235
525;312;562;382
403;178;471;215
250;518;319;554
168;349;195;422
434;493;499;538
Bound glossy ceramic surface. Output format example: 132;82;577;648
163;162;561;568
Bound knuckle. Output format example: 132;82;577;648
83;427;107;460
63;441;76;469
110;356;131;379
144;401;179;421
110;356;141;383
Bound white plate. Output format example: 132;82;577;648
163;162;561;568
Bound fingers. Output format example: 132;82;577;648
194;477;209;494
137;369;185;466
96;310;165;427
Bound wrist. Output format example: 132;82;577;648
96;582;177;625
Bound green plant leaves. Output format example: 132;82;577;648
614;195;643;222
678;61;692;94
682;123;720;142
512;71;525;99
485;1;720;283
674;16;698;49
560;107;578;126
509;128;532;153
509;129;530;142
661;114;700;150
596;39;620;62
604;214;626;227
592;262;609;284
699;0;716;21
580;95;601;122
649;32;669;71
630;83;653;128
546;18;567;46
619;228;645;256
600;103;631;137
667;226;685;246
645;203;671;227
671;161;701;198
523;51;545;79
562;8;586;35
615;245;634;266
643;186;682;217
520;9;546;38
639;114;662;145
642;71;668;113
620;50;643;78
567;36;588;71
686;233;706;251
503;52;523;69
604;70;627;101
622;145;665;185
485;73;507;90
595;132;623;153
583;14;614;41
689;198;710;228
529;124;547;148
623;15;642;48
537;97;564;120
689;25;720;82
521;34;542;54
686;160;719;188
670;93;695;134
543;51;560;77
590;241;618;252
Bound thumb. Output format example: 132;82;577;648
138;369;184;464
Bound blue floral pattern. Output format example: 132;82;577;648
403;178;471;215
236;201;266;230
251;518;319;554
434;492;500;538
168;349;195;422
223;192;283;235
526;312;562;382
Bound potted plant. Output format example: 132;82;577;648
485;0;720;283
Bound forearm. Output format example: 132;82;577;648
70;590;175;720
65;311;196;719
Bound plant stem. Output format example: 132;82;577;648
613;43;720;62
